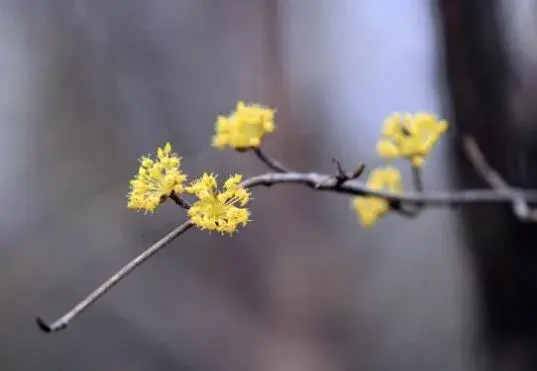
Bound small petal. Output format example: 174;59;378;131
376;140;400;158
164;142;172;154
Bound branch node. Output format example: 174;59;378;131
169;192;191;210
462;134;537;221
330;158;365;187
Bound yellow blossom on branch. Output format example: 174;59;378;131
127;142;187;213
352;166;403;228
212;101;275;150
376;112;448;168
186;173;251;234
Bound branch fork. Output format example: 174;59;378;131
37;137;537;333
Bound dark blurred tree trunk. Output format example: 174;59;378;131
436;0;537;369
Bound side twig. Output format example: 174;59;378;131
331;158;366;187
253;147;290;173
37;221;194;333
398;165;425;216
38;142;537;334
462;135;537;221
411;166;424;193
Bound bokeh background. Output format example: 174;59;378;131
1;1;537;370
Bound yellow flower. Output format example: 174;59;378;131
376;112;448;168
352;166;403;228
212;101;275;150
186;173;251;234
127;142;187;213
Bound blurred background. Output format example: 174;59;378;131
1;0;537;370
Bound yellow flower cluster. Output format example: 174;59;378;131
127;142;187;213
128;141;251;234
186;173;251;234
127;103;448;232
352;167;403;228
212;101;275;150
376;113;448;168
352;112;448;227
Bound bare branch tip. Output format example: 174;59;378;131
36;317;66;334
351;163;366;179
332;158;345;175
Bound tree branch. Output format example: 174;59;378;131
411;166;424;193
169;191;191;210
401;165;425;216
253;147;291;173
37;221;193;333
462;135;537;221
37;138;537;334
241;172;537;206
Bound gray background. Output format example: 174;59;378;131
2;1;534;370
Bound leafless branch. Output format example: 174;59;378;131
330;158;366;187
411;166;424;193
400;165;425;216
240;172;537;206
253;147;291;173
38;137;537;334
37;221;194;333
462;135;509;189
462;135;537;221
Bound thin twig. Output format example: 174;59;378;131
411;166;424;193
240;172;537;206
462;135;537;221
314;159;366;189
37;221;194;333
38;140;537;334
398;165;425;217
169;192;191;210
253;147;290;173
462;135;509;189
326;158;417;218
350;163;366;179
331;158;366;187
333;158;347;187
